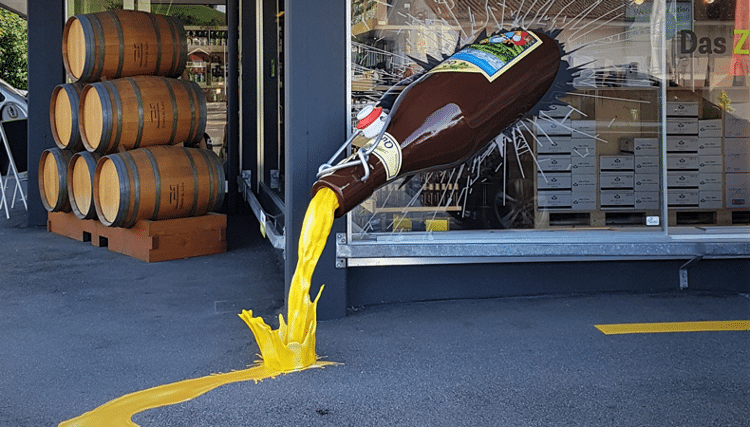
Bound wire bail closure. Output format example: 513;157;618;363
316;129;386;182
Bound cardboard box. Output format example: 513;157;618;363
667;136;699;152
635;191;660;210
726;173;750;208
666;102;699;117
634;174;661;192
698;173;723;191
725;111;749;138
725;153;750;173
571;155;596;173
600;190;635;208
572;174;597;187
668;190;699;206
668;172;699;188
537;190;572;208
536;118;572;136
537;172;572;190
571;175;597;199
698;155;723;173
570;202;596;211
571;138;597;156
699;191;723;209
572;185;597;199
698;119;723;138
536;137;572;154
600;155;634;170
600;171;634;189
667;154;699;170
667;118;699;135
697;138;722;156
538;154;572;171
621;138;659;156
572;120;596;135
724;138;750;156
634;156;659;173
541;104;574;118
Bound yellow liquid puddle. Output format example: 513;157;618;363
59;188;340;427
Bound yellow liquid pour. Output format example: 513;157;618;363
59;188;340;427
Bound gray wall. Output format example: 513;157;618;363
347;259;750;307
284;0;348;320
27;0;65;226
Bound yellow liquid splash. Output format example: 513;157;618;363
239;187;339;371
59;188;340;427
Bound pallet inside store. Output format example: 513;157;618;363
47;211;227;262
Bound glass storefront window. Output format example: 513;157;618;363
347;0;748;240
667;0;749;227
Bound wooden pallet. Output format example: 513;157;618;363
535;210;606;228
535;209;670;228
47;211;227;262
668;209;734;226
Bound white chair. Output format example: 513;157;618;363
0;118;27;218
0;171;8;219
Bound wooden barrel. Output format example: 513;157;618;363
50;83;85;151
67;151;101;219
94;145;225;228
62;10;187;83
39;148;74;212
79;76;207;154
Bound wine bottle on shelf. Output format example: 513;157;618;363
312;30;562;217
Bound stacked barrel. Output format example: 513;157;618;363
41;10;224;229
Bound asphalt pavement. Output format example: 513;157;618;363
1;202;748;426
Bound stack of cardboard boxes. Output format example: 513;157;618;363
665;101;724;210
725;106;750;208
620;137;660;210
536;106;597;211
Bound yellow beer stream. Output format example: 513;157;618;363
59;188;340;427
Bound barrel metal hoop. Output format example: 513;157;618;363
64;84;81;145
38;151;52;210
93;83;114;154
175;21;188;76
90;14;108;82
166;17;183;76
184;148;200;217
54;149;68;209
216;150;226;209
127;78;145;149
103;80;124;154
83;152;99;218
106;154;130;228
106;11;125;79
180;79;198;143
194;81;208;141
196;149;216;212
121;151;142;228
146;13;163;76
164;80;179;146
75;15;97;82
143;148;161;220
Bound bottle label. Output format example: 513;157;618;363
363;132;402;180
430;30;543;82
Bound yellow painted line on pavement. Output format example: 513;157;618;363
595;320;750;335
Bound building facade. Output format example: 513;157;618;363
24;0;750;319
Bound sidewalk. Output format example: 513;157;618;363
1;203;748;426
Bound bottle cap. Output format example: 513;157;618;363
356;106;383;130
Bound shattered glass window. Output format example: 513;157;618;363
348;0;748;236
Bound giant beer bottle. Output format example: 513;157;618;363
313;30;561;217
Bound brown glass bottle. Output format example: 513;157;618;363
313;30;561;218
